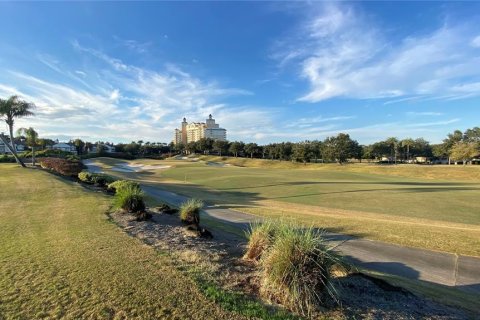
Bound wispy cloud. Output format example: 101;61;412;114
285;115;356;128
0;41;260;142
406;111;444;116
273;3;480;103
113;36;152;54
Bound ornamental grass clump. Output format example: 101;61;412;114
107;180;140;193
244;220;280;261
179;198;203;226
260;225;341;317
114;184;146;213
78;171;92;183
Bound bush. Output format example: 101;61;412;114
66;155;80;161
24;149;73;159
78;171;93;183
107;180;140;193
0;155;16;163
90;174;116;187
179;198;203;226
40;158;84;177
259;224;341;317
78;172;116;187
114;184;146;213
244;220;280;261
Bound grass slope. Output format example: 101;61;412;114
88;157;480;256
0;164;244;319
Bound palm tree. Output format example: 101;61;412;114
0;96;35;167
385;137;399;164
401;138;415;162
17;127;39;166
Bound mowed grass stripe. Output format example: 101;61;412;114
0;165;243;319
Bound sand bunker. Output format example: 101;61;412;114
111;163;171;173
206;161;232;167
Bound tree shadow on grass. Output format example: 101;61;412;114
270;186;480;200
220;180;479;191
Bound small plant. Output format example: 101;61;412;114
90;174;116;187
259;225;341;317
179;198;203;226
78;171;93;183
107;180;140;193
244;220;280;261
0;155;16;163
114;184;145;213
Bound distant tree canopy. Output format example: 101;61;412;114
151;126;479;165
12;123;478;165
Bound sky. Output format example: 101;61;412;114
0;1;479;145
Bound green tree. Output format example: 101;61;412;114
186;141;198;154
197;138;214;154
450;142;479;165
244;143;259;158
228;141;244;157
0;96;35;167
385;137;399;164
443;130;464;164
73;139;85;155
292;142;314;164
432;143;449;159
401;138;415;161
16;127;40;166
213;140;229;156
464;127;480;143
322;133;359;164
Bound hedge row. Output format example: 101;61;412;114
40;158;84;177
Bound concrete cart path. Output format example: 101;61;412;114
83;161;480;294
142;185;480;295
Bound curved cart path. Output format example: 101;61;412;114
84;161;480;295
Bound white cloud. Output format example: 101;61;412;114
406;111;443;116
75;70;87;77
274;3;480;103
471;35;480;48
0;42;260;143
114;36;152;53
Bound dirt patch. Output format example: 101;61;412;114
109;210;470;319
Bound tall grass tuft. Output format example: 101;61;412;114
114;184;146;213
259;224;341;317
244;220;280;261
179;198;203;226
108;180;140;193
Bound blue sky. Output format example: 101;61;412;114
0;1;479;144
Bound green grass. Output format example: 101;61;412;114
87;157;480;256
0;164;257;319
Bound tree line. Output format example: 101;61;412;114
171;128;480;164
1;95;479;166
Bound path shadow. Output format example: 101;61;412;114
220;180;479;191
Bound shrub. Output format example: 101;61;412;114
107;180;140;193
0;155;16;163
244;220;280;261
259;225;341;317
179;198;203;226
40;158;84;177
90;174;116;187
78;172;116;187
24;149;73;159
114;184;145;213
78;171;93;183
66;155;80;161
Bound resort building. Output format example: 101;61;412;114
174;114;227;144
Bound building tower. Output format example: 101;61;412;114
181;117;188;144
